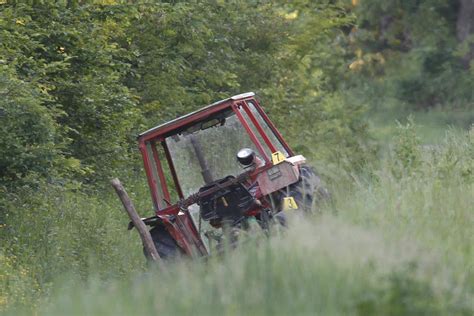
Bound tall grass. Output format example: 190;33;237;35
1;125;472;315
1;177;149;310
35;217;464;316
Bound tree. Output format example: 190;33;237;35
0;65;71;187
457;0;474;68
0;2;141;184
348;0;473;110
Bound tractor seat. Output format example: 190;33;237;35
198;176;255;223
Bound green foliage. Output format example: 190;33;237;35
0;0;372;186
1;1;472;314
0;65;71;187
2;128;472;315
0;2;141;184
0;251;41;310
349;0;473;110
125;0;373;170
392;117;422;176
389;118;473;181
0;178;149;310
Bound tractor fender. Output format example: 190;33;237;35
127;215;164;230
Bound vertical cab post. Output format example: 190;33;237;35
232;102;271;164
150;141;171;204
250;99;294;156
140;139;170;211
241;100;278;154
162;140;184;199
139;141;160;210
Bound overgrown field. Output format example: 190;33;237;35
2;123;472;315
1;1;473;314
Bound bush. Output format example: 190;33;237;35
0;66;73;188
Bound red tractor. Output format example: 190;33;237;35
134;92;326;259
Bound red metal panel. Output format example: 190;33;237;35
232;102;271;164
162;219;194;255
150;141;171;203
139;142;159;210
251;99;294;156
177;214;208;256
162;140;184;199
156;205;180;217
161;213;208;257
241;101;278;153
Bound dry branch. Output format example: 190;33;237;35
111;178;161;264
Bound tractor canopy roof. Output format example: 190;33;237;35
138;92;255;142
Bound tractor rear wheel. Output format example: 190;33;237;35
144;225;183;260
286;165;329;212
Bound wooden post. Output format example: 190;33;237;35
111;178;162;264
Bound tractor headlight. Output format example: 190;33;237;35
237;148;255;166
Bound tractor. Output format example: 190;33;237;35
133;92;326;260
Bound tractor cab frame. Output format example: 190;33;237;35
137;92;307;259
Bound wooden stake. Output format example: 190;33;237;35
111;178;161;263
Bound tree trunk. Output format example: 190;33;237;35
457;0;474;68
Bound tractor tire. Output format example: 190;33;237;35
144;225;183;260
286;165;329;212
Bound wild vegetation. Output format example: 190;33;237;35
1;0;473;315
